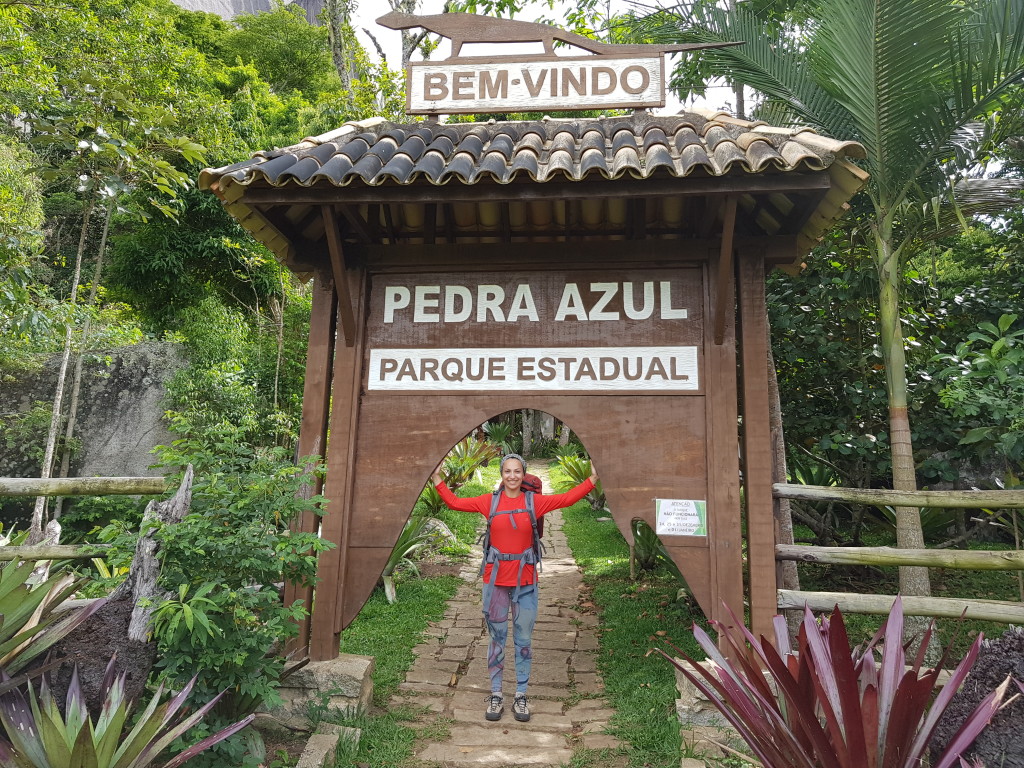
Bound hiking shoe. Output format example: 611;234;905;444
485;693;504;721
512;693;530;722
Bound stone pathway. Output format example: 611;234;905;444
390;468;624;767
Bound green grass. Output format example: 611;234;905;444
559;479;711;768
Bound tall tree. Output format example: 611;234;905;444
632;0;1024;598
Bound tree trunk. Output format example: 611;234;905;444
767;324;799;592
557;424;571;447
521;409;534;458
875;229;931;598
539;411;555;441
324;0;354;97
54;200;114;519
30;198;94;543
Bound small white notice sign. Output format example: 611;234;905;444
655;499;707;537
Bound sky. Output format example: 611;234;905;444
349;0;739;116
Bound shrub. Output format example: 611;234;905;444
658;599;1009;768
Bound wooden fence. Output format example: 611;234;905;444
773;483;1024;623
0;476;167;560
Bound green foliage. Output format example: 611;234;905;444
936;313;1024;470
101;419;330;763
555;455;605;510
0;660;253;768
216;3;337;95
630;519;688;595
441;437;500;489
481;420;514;454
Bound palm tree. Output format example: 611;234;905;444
632;0;1024;598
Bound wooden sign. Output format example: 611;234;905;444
407;56;664;114
365;269;703;393
376;11;742;116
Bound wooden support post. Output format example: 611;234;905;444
0;477;168;497
309;269;367;661
778;589;1024;624
323;204;357;346
713;196;737;345
284;271;338;657
703;251;744;638
738;251;778;641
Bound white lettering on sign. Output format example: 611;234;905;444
407;56;664;114
383;281;687;323
368;346;698;391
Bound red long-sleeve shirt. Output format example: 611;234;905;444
436;479;595;587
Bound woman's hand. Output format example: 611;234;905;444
430;464;445;487
589;462;599;485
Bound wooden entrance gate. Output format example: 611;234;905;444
200;109;866;660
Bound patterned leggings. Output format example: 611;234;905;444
482;583;538;694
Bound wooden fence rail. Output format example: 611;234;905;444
0;545;107;561
775;544;1024;570
779;590;1024;624
0;477;169;497
773;483;1024;509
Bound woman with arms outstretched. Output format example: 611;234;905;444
431;453;599;723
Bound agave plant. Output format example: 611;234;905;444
481;420;515;454
0;561;106;675
442;437;500;489
381;516;437;604
555;455;605;511
658;598;1009;768
0;660;253;768
630;519;688;597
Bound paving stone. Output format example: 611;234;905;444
406;667;460;687
417;744;574;766
528;663;571;685
519;683;570;698
443;630;482;647
452;709;574;730
449;724;567;748
565;697;613;713
577;719;614;733
409;658;461;674
572;673;604;692
398;681;455;694
680;759;708;768
455;618;484;628
580;733;622;750
575;635;600;651
439;647;473;662
569;653;597;673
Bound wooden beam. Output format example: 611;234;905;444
339;205;374;244
778;589;1024;624
322;205;357;347
776;544;1024;570
0;477;168;497
343;236;797;270
310;268;367;661
713;196;737;345
738;251;777;641
382;203;399;244
284;271;338;656
241;174;832;206
443;203;457;243
424;203;437;245
704;255;745;643
0;544;109;560
773;483;1024;509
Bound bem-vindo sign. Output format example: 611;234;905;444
375;10;742;115
408;56;665;114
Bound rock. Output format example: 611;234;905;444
260;655;374;731
931;626;1024;767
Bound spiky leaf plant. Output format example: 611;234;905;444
658;599;1009;768
0;561;106;675
442;437;500;489
555;456;605;511
0;660;253;768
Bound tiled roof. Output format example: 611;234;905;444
200;108;868;269
202;108;865;190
